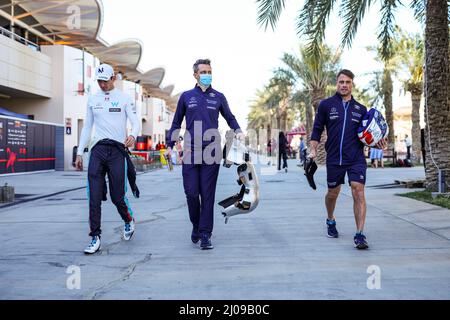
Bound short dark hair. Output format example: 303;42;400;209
193;59;211;73
337;69;355;80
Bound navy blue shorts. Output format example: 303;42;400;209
326;163;367;189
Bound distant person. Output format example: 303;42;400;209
271;138;278;160
376;148;384;168
404;134;412;160
370;147;378;168
278;131;288;172
299;136;306;166
75;63;140;254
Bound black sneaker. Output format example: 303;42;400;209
354;233;369;249
200;234;214;250
326;219;339;238
191;228;200;244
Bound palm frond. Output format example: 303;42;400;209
365;71;384;109
298;0;337;58
256;0;286;31
280;52;304;79
340;0;373;50
392;27;424;87
410;0;425;24
297;0;319;38
272;67;296;86
377;0;401;61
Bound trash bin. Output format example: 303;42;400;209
72;146;78;167
0;183;15;203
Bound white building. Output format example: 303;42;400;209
0;0;179;173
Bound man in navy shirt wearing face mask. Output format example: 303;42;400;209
309;69;387;249
165;59;244;250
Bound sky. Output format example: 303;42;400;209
99;0;423;130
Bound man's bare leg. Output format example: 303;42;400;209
325;185;341;220
351;182;366;232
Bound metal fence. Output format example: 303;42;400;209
131;150;165;171
0;26;40;51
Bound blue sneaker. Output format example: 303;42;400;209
200;233;214;250
326;219;339;238
354;233;369;249
191;228;200;244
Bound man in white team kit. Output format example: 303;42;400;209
75;63;141;254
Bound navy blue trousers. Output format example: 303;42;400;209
182;163;220;236
87;142;134;237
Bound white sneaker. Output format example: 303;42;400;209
84;236;101;254
123;219;135;241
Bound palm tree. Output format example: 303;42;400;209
266;76;293;132
423;0;449;190
256;0;449;190
367;44;398;150
395;29;424;164
247;103;268;132
272;45;341;164
352;84;376;108
247;86;285;155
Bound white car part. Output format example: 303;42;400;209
219;135;260;224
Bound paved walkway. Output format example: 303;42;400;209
1;159;449;299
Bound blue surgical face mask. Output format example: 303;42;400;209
199;74;212;87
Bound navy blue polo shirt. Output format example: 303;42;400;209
167;85;241;149
311;93;367;165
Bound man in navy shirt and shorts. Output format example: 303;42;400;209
308;69;386;249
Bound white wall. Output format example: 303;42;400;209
4;45;103;170
141;96;153;143
60;45;100;170
148;97;174;145
0;45;64;124
0;35;52;97
0;40;177;168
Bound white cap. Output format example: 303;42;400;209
96;63;114;81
